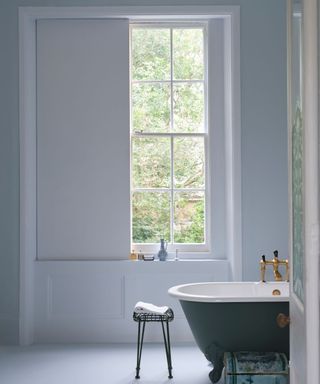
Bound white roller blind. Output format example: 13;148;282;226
37;19;130;259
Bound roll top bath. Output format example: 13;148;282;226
168;282;289;383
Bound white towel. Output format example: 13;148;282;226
134;301;169;315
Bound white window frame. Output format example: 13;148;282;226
130;22;209;253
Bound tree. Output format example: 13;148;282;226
131;26;205;244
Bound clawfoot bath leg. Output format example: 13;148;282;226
205;343;225;383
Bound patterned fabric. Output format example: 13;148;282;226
224;352;288;384
225;374;288;384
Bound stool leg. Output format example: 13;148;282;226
135;320;146;379
161;320;173;379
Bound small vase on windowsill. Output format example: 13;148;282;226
157;239;168;261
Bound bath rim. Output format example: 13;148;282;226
168;281;289;302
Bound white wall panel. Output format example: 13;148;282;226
34;260;229;342
47;274;124;319
36;19;130;260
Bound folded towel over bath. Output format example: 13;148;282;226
134;301;170;315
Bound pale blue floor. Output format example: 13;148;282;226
0;343;223;384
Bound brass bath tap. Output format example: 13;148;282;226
260;250;289;282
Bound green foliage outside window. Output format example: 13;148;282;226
131;26;206;245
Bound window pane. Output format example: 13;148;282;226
132;83;171;133
132;192;170;243
173;83;204;133
174;192;205;243
132;137;170;188
173;28;204;80
130;24;208;249
174;137;205;189
132;28;170;81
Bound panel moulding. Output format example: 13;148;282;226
46;274;125;320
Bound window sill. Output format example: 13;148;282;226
35;256;226;262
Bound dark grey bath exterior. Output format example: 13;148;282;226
169;282;289;383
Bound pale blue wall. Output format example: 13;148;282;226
0;0;287;343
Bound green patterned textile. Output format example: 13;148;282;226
224;352;288;384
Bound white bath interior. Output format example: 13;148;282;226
169;281;289;302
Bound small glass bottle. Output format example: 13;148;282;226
138;250;144;260
130;250;137;260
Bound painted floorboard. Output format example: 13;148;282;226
0;343;223;384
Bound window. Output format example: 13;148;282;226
130;23;208;253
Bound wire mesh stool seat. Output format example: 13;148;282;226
133;308;174;379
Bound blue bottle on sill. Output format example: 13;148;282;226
157;239;168;261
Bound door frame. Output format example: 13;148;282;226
287;0;320;382
302;0;320;381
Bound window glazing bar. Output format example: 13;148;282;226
132;79;204;84
132;188;206;193
132;132;206;137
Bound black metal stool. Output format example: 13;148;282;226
133;308;174;379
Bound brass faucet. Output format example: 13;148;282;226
260;250;289;282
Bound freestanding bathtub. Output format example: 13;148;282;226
168;281;289;383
